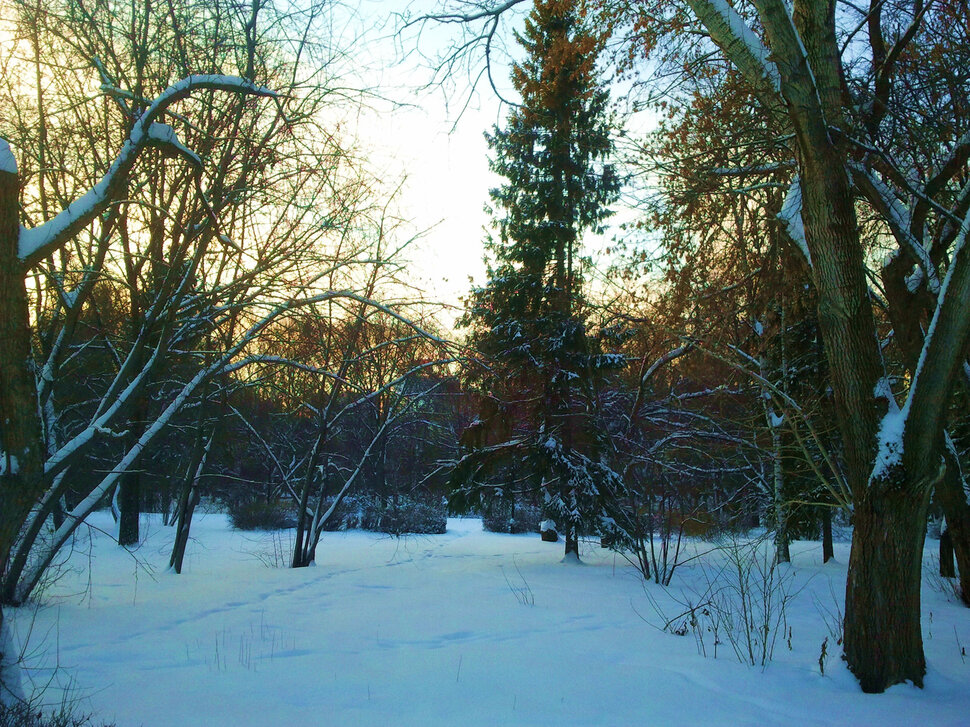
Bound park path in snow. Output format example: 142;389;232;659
7;513;970;726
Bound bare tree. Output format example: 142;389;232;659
624;0;970;691
0;0;408;602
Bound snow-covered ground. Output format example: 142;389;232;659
6;513;969;726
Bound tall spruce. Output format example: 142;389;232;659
454;0;622;559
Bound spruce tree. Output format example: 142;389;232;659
454;0;623;559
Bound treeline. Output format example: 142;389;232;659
0;0;463;605
3;0;970;698
419;0;970;694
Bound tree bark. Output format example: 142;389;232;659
169;426;211;574
881;233;970;606
0;157;44;584
940;526;956;579
936;454;970;601
564;526;579;561
821;506;834;563
118;472;141;546
843;474;932;691
169;478;199;574
756;0;914;690
292;424;326;569
692;0;970;692
770;417;790;564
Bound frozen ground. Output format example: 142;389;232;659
6;513;970;726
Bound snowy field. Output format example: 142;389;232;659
6;513;970;726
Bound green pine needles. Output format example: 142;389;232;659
453;0;625;559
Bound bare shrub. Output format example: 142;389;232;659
642;535;796;668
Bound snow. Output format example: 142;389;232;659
0;139;16;174
779;176;812;268
18;75;273;263
147;122;201;167
858;165;941;294
871;406;905;482
0;454;19;476
707;0;781;93
7;513;970;726
871;377;904;482
905;265;925;294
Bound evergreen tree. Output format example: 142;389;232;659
453;0;623;559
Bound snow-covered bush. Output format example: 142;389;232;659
482;503;542;534
319;495;446;535
226;501;296;531
366;497;447;536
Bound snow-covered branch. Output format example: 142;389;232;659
18;75;275;267
778;175;812;269
687;0;782;98
849;163;940;294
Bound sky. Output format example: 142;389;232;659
335;0;654;326
342;0;524;322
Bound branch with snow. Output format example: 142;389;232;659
778;175;811;269
18;75;275;267
0;139;17;175
687;0;782;99
849;163;940;294
899;204;970;476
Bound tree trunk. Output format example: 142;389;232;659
564;526;579;561
169;481;199;574
935;452;970;603
940;527;955;579
843;475;932;692
118;473;141;546
0;154;44;587
292;426;325;569
821;506;834;563
770;422;790;564
117;391;146;547
169;431;211;574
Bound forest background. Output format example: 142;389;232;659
1;0;970;705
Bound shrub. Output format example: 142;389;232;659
0;702;114;727
369;497;446;536
226;500;296;531
643;535;795;667
320;494;446;535
482;503;542;534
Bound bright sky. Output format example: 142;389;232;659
340;0;652;326
343;0;522;325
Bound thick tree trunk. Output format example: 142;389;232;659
698;0;967;693
0;157;44;588
843;474;932;692
882;241;970;604
564;529;579;560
